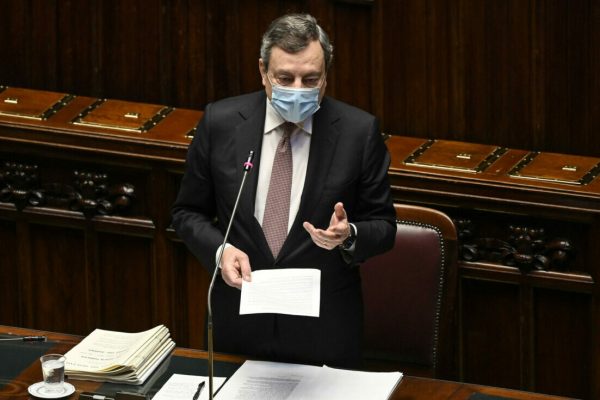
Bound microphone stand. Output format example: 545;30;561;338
207;150;255;400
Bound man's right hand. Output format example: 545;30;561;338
220;245;252;289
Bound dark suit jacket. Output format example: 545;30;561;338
172;90;396;367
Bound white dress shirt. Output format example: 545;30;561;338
254;99;312;232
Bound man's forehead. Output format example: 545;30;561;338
269;42;325;68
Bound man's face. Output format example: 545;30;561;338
259;40;327;102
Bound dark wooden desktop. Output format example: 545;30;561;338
0;326;575;400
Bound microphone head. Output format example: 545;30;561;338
243;151;255;171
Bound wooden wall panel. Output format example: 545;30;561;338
96;0;162;103
460;279;521;388
0;219;19;326
28;225;87;334
1;0;597;155
378;0;426;136
56;1;100;96
0;1;26;89
593;2;600;159
159;0;207;108
375;0;598;156
205;1;243;100
96;233;154;332
533;289;590;399
539;0;592;155
327;3;373;112
171;242;210;349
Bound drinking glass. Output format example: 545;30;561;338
39;354;67;395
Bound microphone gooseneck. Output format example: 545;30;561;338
206;150;255;400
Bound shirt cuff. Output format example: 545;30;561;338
215;243;232;269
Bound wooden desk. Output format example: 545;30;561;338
0;326;574;400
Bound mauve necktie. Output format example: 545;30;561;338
262;122;296;258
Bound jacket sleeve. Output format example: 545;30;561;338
171;103;224;274
348;117;396;264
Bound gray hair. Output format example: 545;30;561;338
260;14;334;72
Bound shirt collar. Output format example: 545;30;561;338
264;98;313;135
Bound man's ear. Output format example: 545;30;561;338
258;59;267;86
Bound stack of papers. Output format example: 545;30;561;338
64;325;175;384
214;360;403;400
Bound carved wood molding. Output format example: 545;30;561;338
0;161;135;218
455;218;575;273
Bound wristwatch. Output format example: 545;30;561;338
340;223;357;250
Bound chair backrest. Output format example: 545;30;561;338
360;203;458;378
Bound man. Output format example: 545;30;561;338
172;13;395;367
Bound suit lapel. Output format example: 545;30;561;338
233;93;274;260
280;98;341;256
235;102;264;215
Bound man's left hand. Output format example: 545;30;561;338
303;202;351;250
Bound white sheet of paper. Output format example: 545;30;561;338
240;268;321;317
214;360;320;400
300;365;403;399
152;374;226;400
214;360;403;400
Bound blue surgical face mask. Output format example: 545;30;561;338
269;83;321;124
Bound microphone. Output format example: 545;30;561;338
206;150;255;400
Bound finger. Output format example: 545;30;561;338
334;202;346;220
304;222;322;243
238;256;252;282
303;221;316;233
318;228;343;242
221;266;243;289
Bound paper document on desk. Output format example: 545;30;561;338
64;325;175;384
153;374;226;400
214;360;403;400
240;268;320;317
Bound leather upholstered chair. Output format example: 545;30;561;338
360;203;458;378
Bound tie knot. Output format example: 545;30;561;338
282;122;296;137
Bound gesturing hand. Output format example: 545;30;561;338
303;202;351;250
